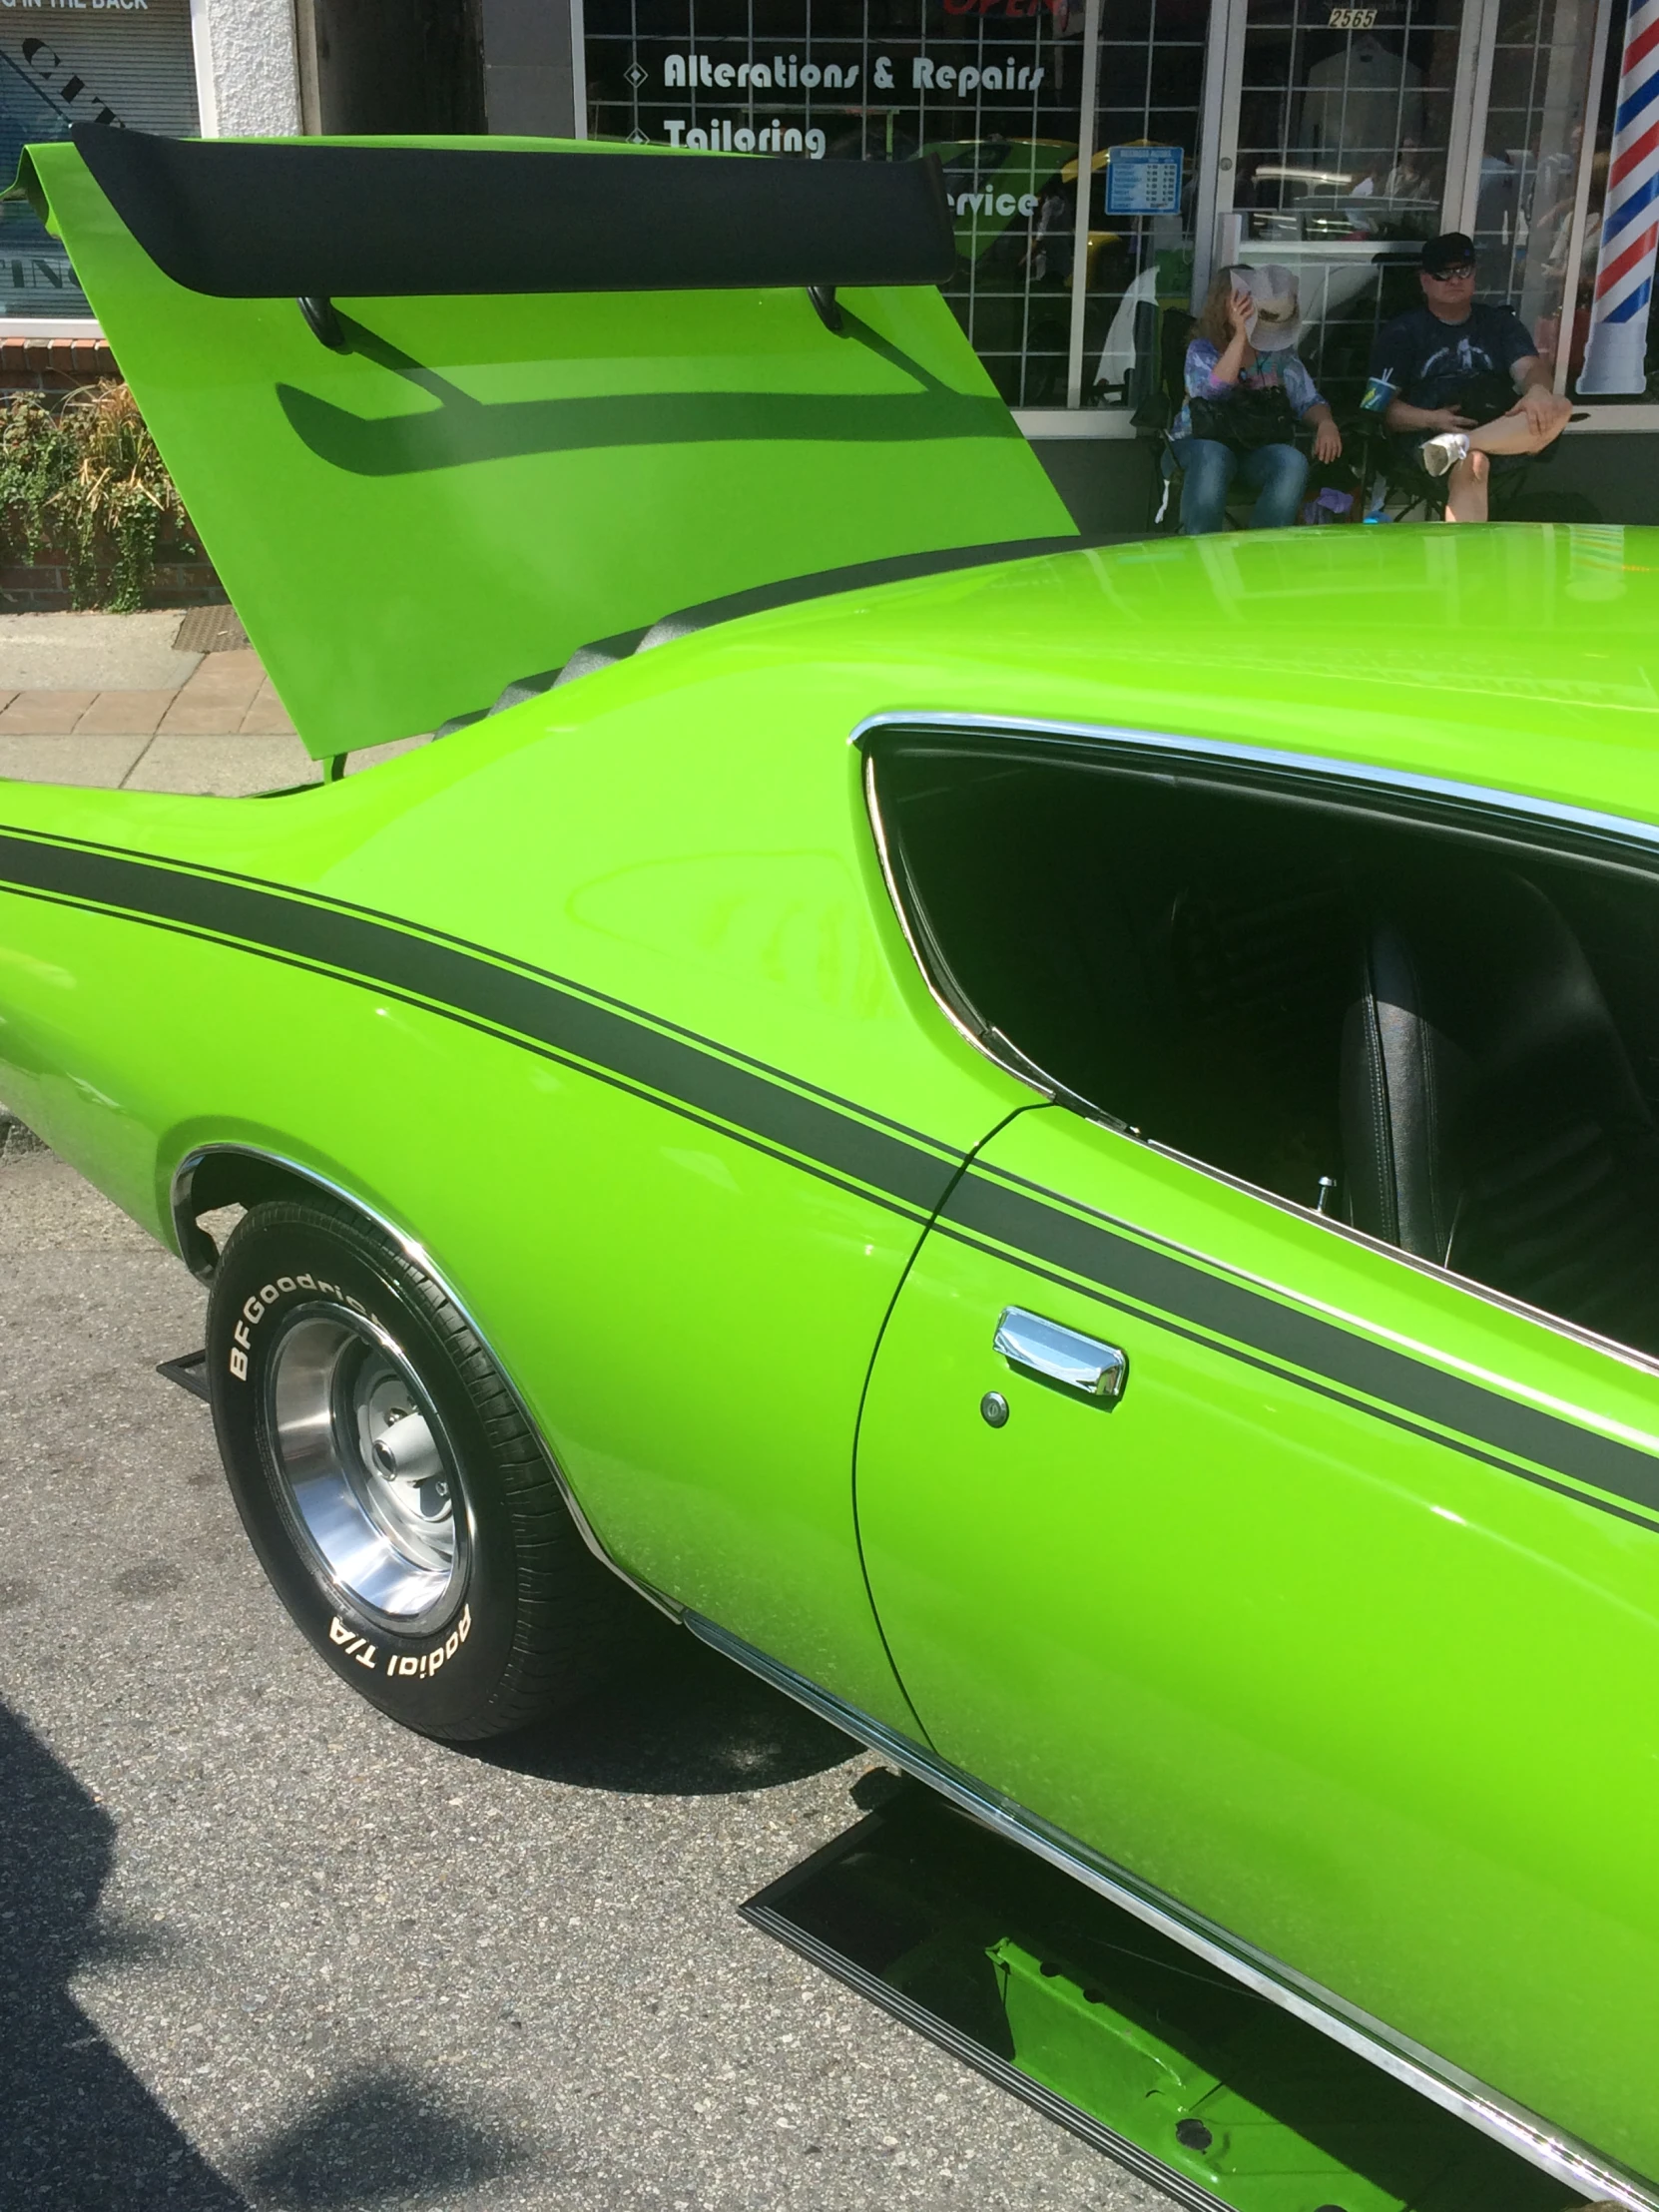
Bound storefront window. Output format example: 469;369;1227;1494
1085;0;1207;406
1217;0;1467;409
1475;0;1601;380
1232;0;1463;236
584;0;1088;406
908;2;1086;406
0;1;199;320
581;0;1638;415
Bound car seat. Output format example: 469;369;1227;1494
1340;867;1659;1351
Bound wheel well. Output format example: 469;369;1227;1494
171;1143;683;1621
171;1148;340;1282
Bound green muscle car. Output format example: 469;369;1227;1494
2;128;1657;2210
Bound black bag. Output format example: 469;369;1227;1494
1188;380;1298;451
1450;368;1520;425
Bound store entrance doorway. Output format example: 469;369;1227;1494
1200;0;1470;407
1196;0;1613;405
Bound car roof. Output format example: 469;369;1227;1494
643;523;1659;833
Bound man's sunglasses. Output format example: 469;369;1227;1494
1425;264;1476;280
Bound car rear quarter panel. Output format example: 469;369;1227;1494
0;654;1029;1725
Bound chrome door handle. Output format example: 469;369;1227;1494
993;1307;1128;1405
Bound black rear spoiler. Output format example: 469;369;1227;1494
66;127;955;299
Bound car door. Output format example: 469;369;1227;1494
853;1099;1659;2181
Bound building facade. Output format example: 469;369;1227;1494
2;0;1652;525
577;0;1659;522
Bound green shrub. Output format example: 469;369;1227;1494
0;380;188;613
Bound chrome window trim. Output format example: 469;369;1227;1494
860;750;1012;1069
1120;1124;1659;1384
689;1608;1659;2212
170;1143;681;1622
856;709;1659;1383
850;709;1659;860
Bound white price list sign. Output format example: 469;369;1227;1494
1103;143;1183;217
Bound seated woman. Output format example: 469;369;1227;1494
1172;267;1342;535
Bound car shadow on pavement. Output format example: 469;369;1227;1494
0;1699;251;2210
476;1622;859;1794
242;2065;526;2207
1;1701;532;2210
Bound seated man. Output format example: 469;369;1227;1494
1370;232;1574;522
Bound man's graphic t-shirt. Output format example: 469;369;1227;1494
1369;302;1536;413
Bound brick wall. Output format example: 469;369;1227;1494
0;334;119;397
0;542;227;613
0;336;228;611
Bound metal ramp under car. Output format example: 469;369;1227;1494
745;1785;1590;2212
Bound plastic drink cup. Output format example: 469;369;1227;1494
1361;372;1396;413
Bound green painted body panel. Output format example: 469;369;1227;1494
778;522;1659;829
1;525;1658;2176
855;1102;1659;2178
0;659;1030;1730
988;1937;1524;2212
16;137;1073;760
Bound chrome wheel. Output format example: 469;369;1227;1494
264;1306;466;1625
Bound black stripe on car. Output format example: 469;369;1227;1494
3;827;1657;1532
945;1165;1659;1529
0;824;946;1150
0;830;956;1217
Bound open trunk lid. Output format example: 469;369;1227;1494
10;130;1077;761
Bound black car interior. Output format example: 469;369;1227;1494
871;737;1659;1358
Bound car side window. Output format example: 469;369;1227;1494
867;732;1659;1364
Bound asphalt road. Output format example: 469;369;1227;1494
0;1139;1177;2212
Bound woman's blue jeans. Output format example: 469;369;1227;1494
1171;437;1309;535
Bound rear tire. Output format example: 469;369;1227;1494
206;1192;649;1739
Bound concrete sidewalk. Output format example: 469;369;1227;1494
0;610;425;796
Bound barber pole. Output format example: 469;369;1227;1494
1581;0;1659;391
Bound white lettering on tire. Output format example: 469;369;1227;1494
326;1604;469;1684
226;1273;377;1379
327;1616;379;1670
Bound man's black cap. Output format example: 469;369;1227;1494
1421;232;1476;275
